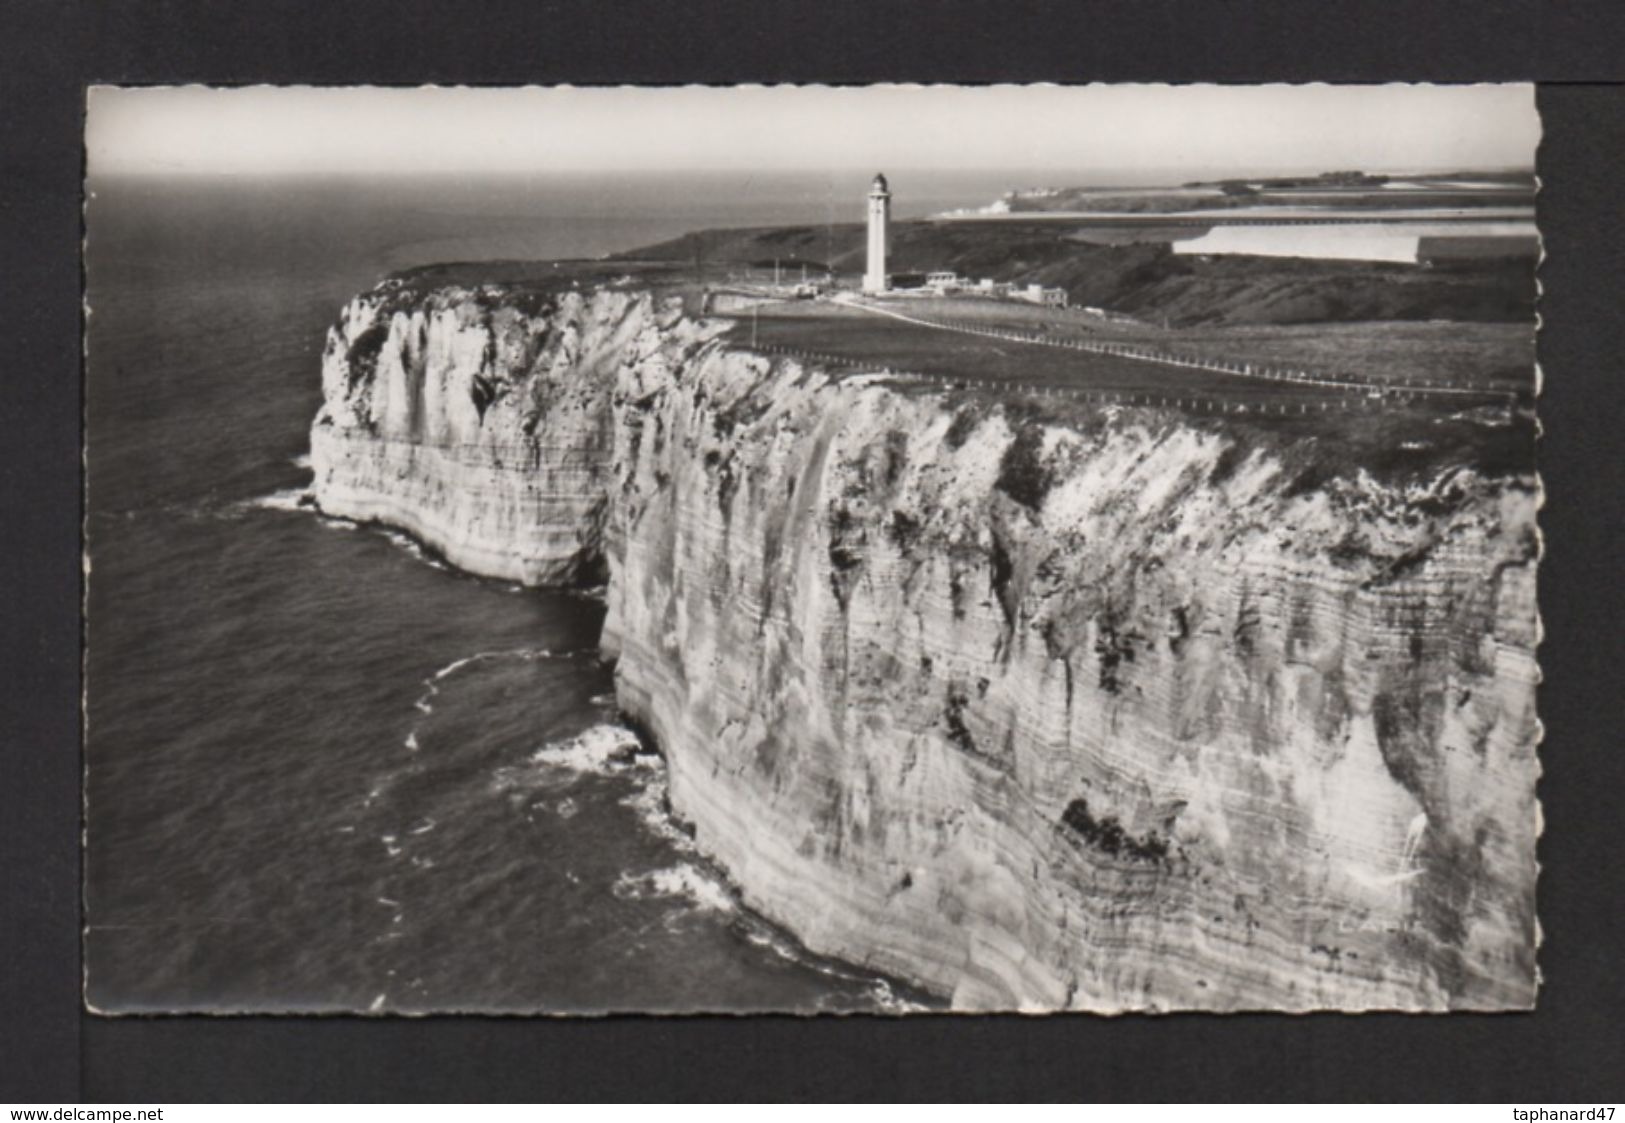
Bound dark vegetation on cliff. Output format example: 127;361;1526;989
1060;797;1171;865
343;322;392;392
995;424;1055;512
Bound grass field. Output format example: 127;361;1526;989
728;301;1327;402
880;296;1535;390
720;299;1535;483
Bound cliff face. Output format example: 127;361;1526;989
312;283;723;584
313;282;1540;1011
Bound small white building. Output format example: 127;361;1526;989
1017;283;1068;308
926;271;960;293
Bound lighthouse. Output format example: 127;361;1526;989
863;172;891;294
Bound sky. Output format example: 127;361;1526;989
87;84;1539;180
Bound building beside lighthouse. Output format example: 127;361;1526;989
863;172;891;293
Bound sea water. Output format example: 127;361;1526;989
82;169;1023;1013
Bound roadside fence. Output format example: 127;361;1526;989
836;300;1517;409
741;338;1513;416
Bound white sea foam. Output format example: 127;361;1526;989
403;731;419;751
382;530;448;571
735;915;932;1013
410;647;567;720
492;722;651;800
241;487;311;513
618;771;695;853
529;723;649;777
866;979;929;1014
432;647;565;682
613;864;737;914
497;708;925;1009
431;654;489;681
290;453;313;470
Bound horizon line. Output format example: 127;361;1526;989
87;162;1537;181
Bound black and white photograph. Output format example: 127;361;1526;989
83;82;1542;1015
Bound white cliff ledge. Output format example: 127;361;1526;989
312;278;1540;1012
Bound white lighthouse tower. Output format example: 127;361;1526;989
863;172;891;294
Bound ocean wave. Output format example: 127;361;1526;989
240;487;313;513
734;913;932;1013
617;771;695;853
865;979;930;1015
380;529;448;571
491;722;652;799
290;452;313;470
613;863;737;914
411;646;576;717
529;723;651;777
431;647;571;682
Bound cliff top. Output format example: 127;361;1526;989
377;259;718;319
350;261;1537;490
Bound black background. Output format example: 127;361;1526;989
4;0;1623;1103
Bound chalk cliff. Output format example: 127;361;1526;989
312;282;722;584
313;280;1540;1011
